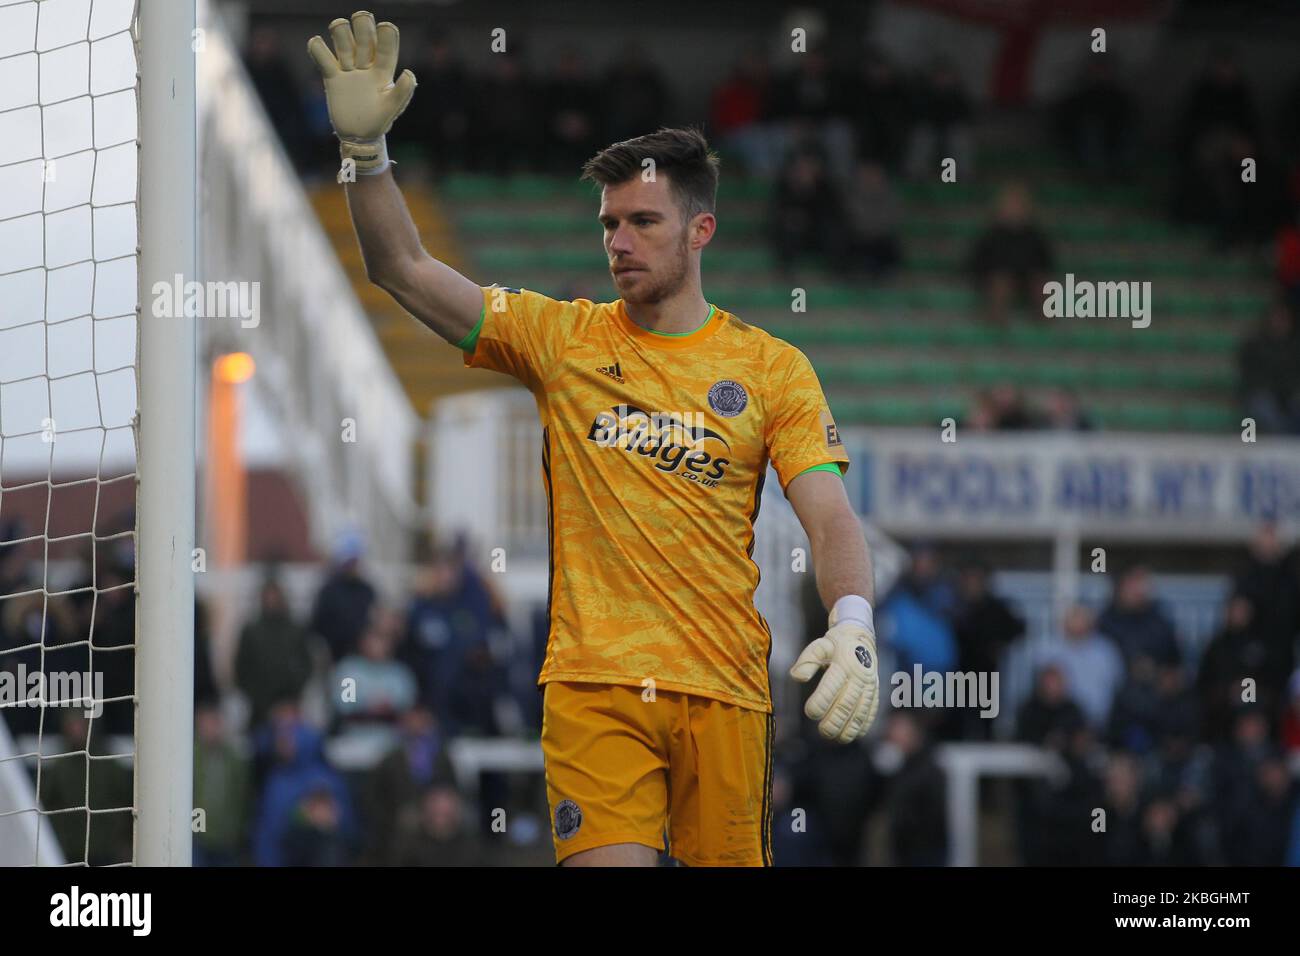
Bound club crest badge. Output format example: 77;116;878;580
555;799;583;840
707;380;748;418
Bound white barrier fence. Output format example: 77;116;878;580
196;1;419;567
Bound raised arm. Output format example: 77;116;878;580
308;10;482;345
343;169;483;344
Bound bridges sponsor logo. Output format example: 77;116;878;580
587;404;732;488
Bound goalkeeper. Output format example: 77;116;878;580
308;11;880;867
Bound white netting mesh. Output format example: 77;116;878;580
0;0;141;866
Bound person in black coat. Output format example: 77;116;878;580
309;534;377;663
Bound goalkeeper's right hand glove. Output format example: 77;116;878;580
307;10;417;175
790;598;881;743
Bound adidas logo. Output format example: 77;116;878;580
596;362;625;384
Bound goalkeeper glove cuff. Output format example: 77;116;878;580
831;593;874;633
340;136;392;175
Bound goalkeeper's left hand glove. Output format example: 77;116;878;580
790;597;880;743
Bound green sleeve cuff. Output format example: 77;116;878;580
792;462;845;482
457;302;486;352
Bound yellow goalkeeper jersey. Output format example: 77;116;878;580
462;286;850;712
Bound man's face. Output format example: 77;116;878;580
599;175;699;306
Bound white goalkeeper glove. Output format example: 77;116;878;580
307;10;417;175
790;596;880;743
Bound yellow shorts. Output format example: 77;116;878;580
540;680;774;866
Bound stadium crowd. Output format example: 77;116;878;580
6;512;1299;866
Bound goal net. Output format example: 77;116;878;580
0;0;194;867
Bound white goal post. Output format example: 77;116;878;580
134;0;196;867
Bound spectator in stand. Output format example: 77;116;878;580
1053;57;1133;180
1237;301;1300;435
37;711;134;865
987;382;1043;430
401;542;503;734
1100;753;1146;866
1017;663;1087;749
1233;756;1296;866
1171;48;1261;232
1110;657;1199;759
470;52;539;176
1211;707;1284;865
1106;654;1161;755
543;47;601;174
1015;673;1101;865
359;704;455;864
879;713;948;866
1176;47;1259;163
1137;787;1203;865
236;572;317;730
1097;565;1181;669
600;41;671;146
768;144;847;277
842;160;903;278
783;704;879;866
1037;605;1125;734
331;605;418;752
968;182;1054;325
281;785;356;867
251;713;357;867
769;48;854;183
1197;594;1279;742
1202;132;1287;250
193;701;252;866
1153;663;1201;747
709;49;777;179
1041;387;1094;431
849;51;912;174
879;545;958;675
411;33;471;176
310;529;377;662
951;561;1024;740
905;58;974;181
390;783;489;866
770;760;836;866
953;562;1024;676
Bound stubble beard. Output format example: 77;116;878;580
618;233;690;306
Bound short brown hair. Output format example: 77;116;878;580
581;126;721;222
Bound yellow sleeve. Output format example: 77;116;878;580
462;286;579;392
765;348;851;493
